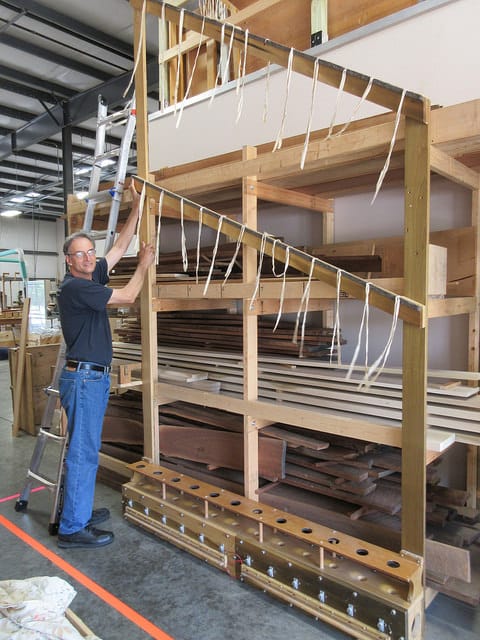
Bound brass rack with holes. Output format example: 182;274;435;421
123;462;424;640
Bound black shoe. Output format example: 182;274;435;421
88;507;110;527
58;525;114;549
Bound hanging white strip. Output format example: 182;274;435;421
300;57;320;170
210;23;235;107
235;29;249;123
158;3;167;111
134;181;146;253
331;77;373;138
273;245;290;332
262;61;271;123
249;232;268;310
195;207;203;284
325;67;347;140
123;0;146;98
173;9;185;113
208;23;226;107
273;48;294;152
345;282;370;380
223;224;245;285
180;198;188;272
292;259;315;358
329;269;343;364
203;215;225;295
371;89;407;204
155;190;164;264
360;295;401;388
176;16;206;127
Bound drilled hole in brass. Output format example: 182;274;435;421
356;548;369;556
190;484;200;490
252;508;263;514
387;560;400;568
152;470;162;475
276;517;287;524
171;477;181;483
209;492;220;498
328;537;340;545
136;464;146;468
230;500;241;506
302;527;312;534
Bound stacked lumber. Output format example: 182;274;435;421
116;311;340;358
101;391;480;604
112;342;480;445
110;242;382;280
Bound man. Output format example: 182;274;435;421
56;179;155;549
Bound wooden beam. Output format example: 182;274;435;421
402;115;430;561
157;0;286;63
139;176;426;327
11;297;30;437
252;179;334;212
133;4;159;464
430;146;480;190
243;145;259;500
159;119;404;196
132;0;427;122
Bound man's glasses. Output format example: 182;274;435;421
68;248;96;259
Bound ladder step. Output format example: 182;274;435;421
38;428;66;443
86;189;113;204
27;470;58;489
97;108;132;128
93;148;121;163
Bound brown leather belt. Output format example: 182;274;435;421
65;360;111;374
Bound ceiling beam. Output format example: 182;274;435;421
0;60;158;160
0;64;76;100
0;0;134;59
1;33;113;81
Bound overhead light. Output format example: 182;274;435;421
98;158;115;168
26;191;42;198
10;195;27;203
75;191;89;200
74;166;90;175
1;209;22;217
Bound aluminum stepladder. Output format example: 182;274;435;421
14;94;136;535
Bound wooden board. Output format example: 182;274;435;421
159;424;286;481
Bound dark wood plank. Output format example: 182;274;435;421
159;425;286;481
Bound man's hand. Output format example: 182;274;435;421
138;241;156;269
128;178;141;210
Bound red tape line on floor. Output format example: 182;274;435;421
0;514;174;640
0;486;46;503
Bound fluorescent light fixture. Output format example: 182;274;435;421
1;209;22;217
26;191;42;198
74;166;90;175
10;195;27;203
75;191;89;200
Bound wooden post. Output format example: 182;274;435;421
132;2;159;464
402;114;430;567
12;297;30;437
466;188;480;508
243;145;259;500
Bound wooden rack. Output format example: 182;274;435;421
66;1;480;636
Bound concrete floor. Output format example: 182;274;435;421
0;360;479;640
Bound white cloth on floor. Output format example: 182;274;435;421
0;576;101;639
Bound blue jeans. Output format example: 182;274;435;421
58;368;110;535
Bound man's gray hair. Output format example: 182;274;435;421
63;232;96;255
